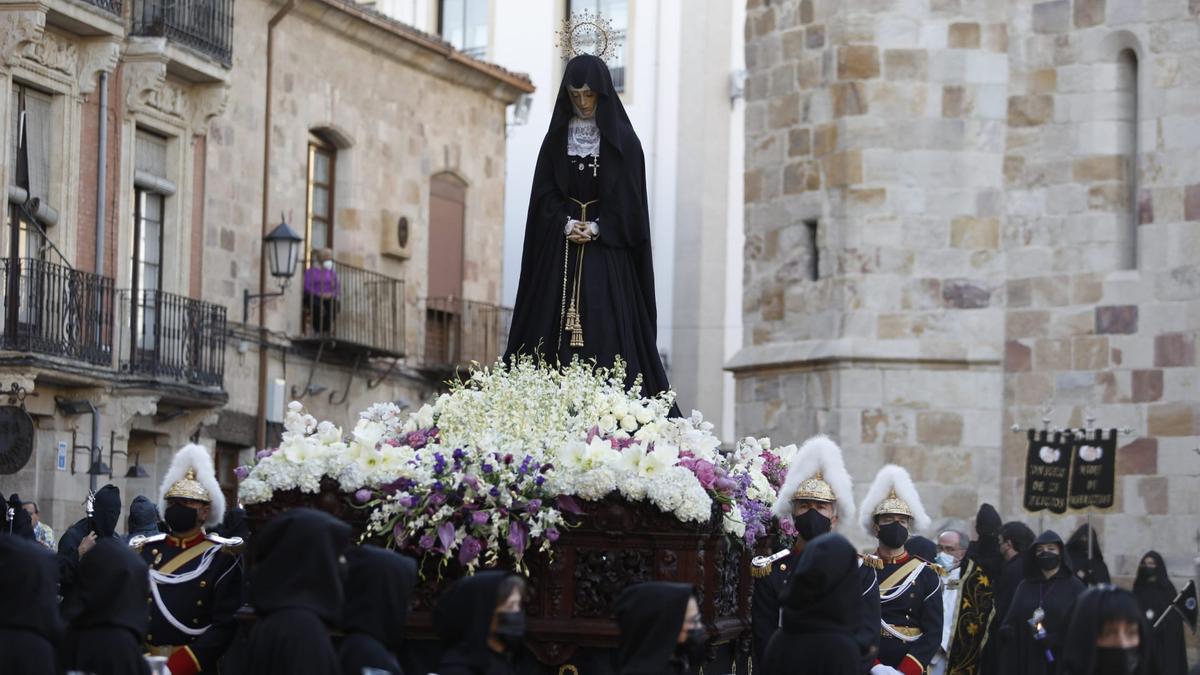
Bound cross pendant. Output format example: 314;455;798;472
590;156;599;178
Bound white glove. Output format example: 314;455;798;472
871;666;904;675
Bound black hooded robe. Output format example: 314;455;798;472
340;545;418;675
246;508;350;675
614;582;694;675
763;534;862;675
1059;586;1160;675
124;494;161;541
998;530;1085;675
60;537;151;675
0;535;63;675
58;483;122;597
1133;551;1188;675
505;55;676;408
434;571;518;675
1065;524;1109;586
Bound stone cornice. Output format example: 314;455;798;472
123;37;229;133
725;338;1002;374
0;2;48;68
292;0;535;104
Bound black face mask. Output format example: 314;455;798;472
1094;647;1139;675
493;610;525;653
877;521;908;549
675;627;707;670
1135;566;1157;585
1036;551;1061;572
164;503;199;534
794;508;832;542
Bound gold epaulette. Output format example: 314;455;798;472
750;563;773;578
860;554;884;570
929;562;948;577
128;533;166;551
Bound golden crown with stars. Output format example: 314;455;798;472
556;9;622;64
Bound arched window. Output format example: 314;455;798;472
1115;49;1138;270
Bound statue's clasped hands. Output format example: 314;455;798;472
566;219;598;244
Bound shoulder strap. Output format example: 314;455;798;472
157;540;217;576
881;558;925;591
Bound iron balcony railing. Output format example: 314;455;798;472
81;0;123;14
416;297;512;371
300;259;405;357
131;0;233;66
119;288;227;388
0;258;115;366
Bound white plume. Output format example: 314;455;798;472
771;435;856;525
857;464;930;536
158;443;225;527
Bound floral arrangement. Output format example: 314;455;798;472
238;357;795;572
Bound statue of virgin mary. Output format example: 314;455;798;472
505;54;676;409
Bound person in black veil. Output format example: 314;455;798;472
1133;551;1187;675
246;508;350;675
1060;586;1158;675
763;533;861;675
999;530;1086;675
982;520;1036;675
60;537;150;675
614;581;706;675
340;545;418;675
0;535;62;675
505;54;677;412
434;571;527;675
58;483;121;597
1066;523;1110;586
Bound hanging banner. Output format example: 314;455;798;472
1066;429;1117;510
1023;430;1070;514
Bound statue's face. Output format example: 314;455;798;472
568;86;597;119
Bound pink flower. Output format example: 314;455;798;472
233;466;250;481
353;488;372;504
691;460;718;490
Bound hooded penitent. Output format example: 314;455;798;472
858;464;931;536
999;530;1086;675
125;495;160;540
614;581;694;675
4;493;34;539
90;483;122;539
340;545;418;675
504;54;674;406
0;535;62;675
1132;551;1187;675
246;508;350;675
1065;523;1110;585
434;571;513;675
1059;586;1158;675
158;444;225;528
61;537;151;675
771;435;856;526
762;533;862;675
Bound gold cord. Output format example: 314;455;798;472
561;198;598;351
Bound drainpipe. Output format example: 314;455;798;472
95;72;108;278
257;0;299;452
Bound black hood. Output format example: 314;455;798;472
214;505;250;541
780;533;861;634
1066;523;1103;560
1133;550;1175;596
1024;530;1074;580
0;534;63;639
4;493;34;539
614;581;693;675
250;508;350;624
549;55;634;156
904;535;938;564
68;537;149;638
1060;587;1156;675
90;484;122;539
125;495;159;537
343;545;417;652
434;571;509;671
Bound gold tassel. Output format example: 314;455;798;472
750;562;773;578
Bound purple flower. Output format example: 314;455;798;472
503;453;514;465
399;495;418;508
462;475;479;491
556;495;583;514
432;481;444;492
437;521;456;553
255;448;276;460
429;493;446;506
459;536;483;565
489;486;500;497
453;448;465;460
482;463;494;474
472;510;490;525
418;534;436;550
507;521;527;556
690;460;717;490
393;522;406;542
535;476;546;487
714;477;737;493
234;465;250;481
354;488;373;504
526;499;542;513
546;527;560;543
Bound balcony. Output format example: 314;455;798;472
0;257;115;368
298;260;405;358
415;297;511;372
81;0;123;14
119;289;227;390
131;0;233;66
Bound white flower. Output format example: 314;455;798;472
620;415;638;432
639;443;678;477
634;406;654;425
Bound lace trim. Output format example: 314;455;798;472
567;117;600;158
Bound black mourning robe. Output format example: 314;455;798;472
0;535;62;675
998;531;1085;675
340;545;418;675
614;582;693;675
434;571;518;675
246;508;350;675
1059;587;1160;675
945;505;1004;675
1134;551;1188;675
1065;524;1110;586
981;551;1027;675
505;55;675;407
763;534;862;675
58;483;122;597
60;537;150;675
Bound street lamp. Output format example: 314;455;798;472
243;216;304;323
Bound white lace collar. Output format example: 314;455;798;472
567;116;600;158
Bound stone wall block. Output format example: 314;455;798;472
885;49;928;80
824;150;863;186
1154;332;1196;367
1117;438;1158;475
832;81;869;117
948;23;981;49
1072;336;1110;370
1073;0;1106;28
1008;95;1054;126
1147;402;1195;436
788;128;812;157
950;216;999;248
1008;310;1050;339
1131;369;1164;403
942;279;993;308
837;45;880;80
1034;338;1072;370
1184;184;1200;221
1032;0;1071;34
1073;155;1126;182
1006;340;1032;372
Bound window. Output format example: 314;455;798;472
132;130;173;352
804;219;819;281
567;0;629;92
306;140;336;258
439;0;488;58
6;84;54;260
1116;49;1138;270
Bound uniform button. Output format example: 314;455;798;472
192;619;200;625
197;600;204;607
148;634;154;641
199;581;207;588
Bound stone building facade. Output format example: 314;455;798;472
734;0;1200;606
0;0;528;538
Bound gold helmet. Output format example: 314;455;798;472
163;468;212;503
158;444;225;527
872;489;914;519
771;435;856;523
859;464;930;535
